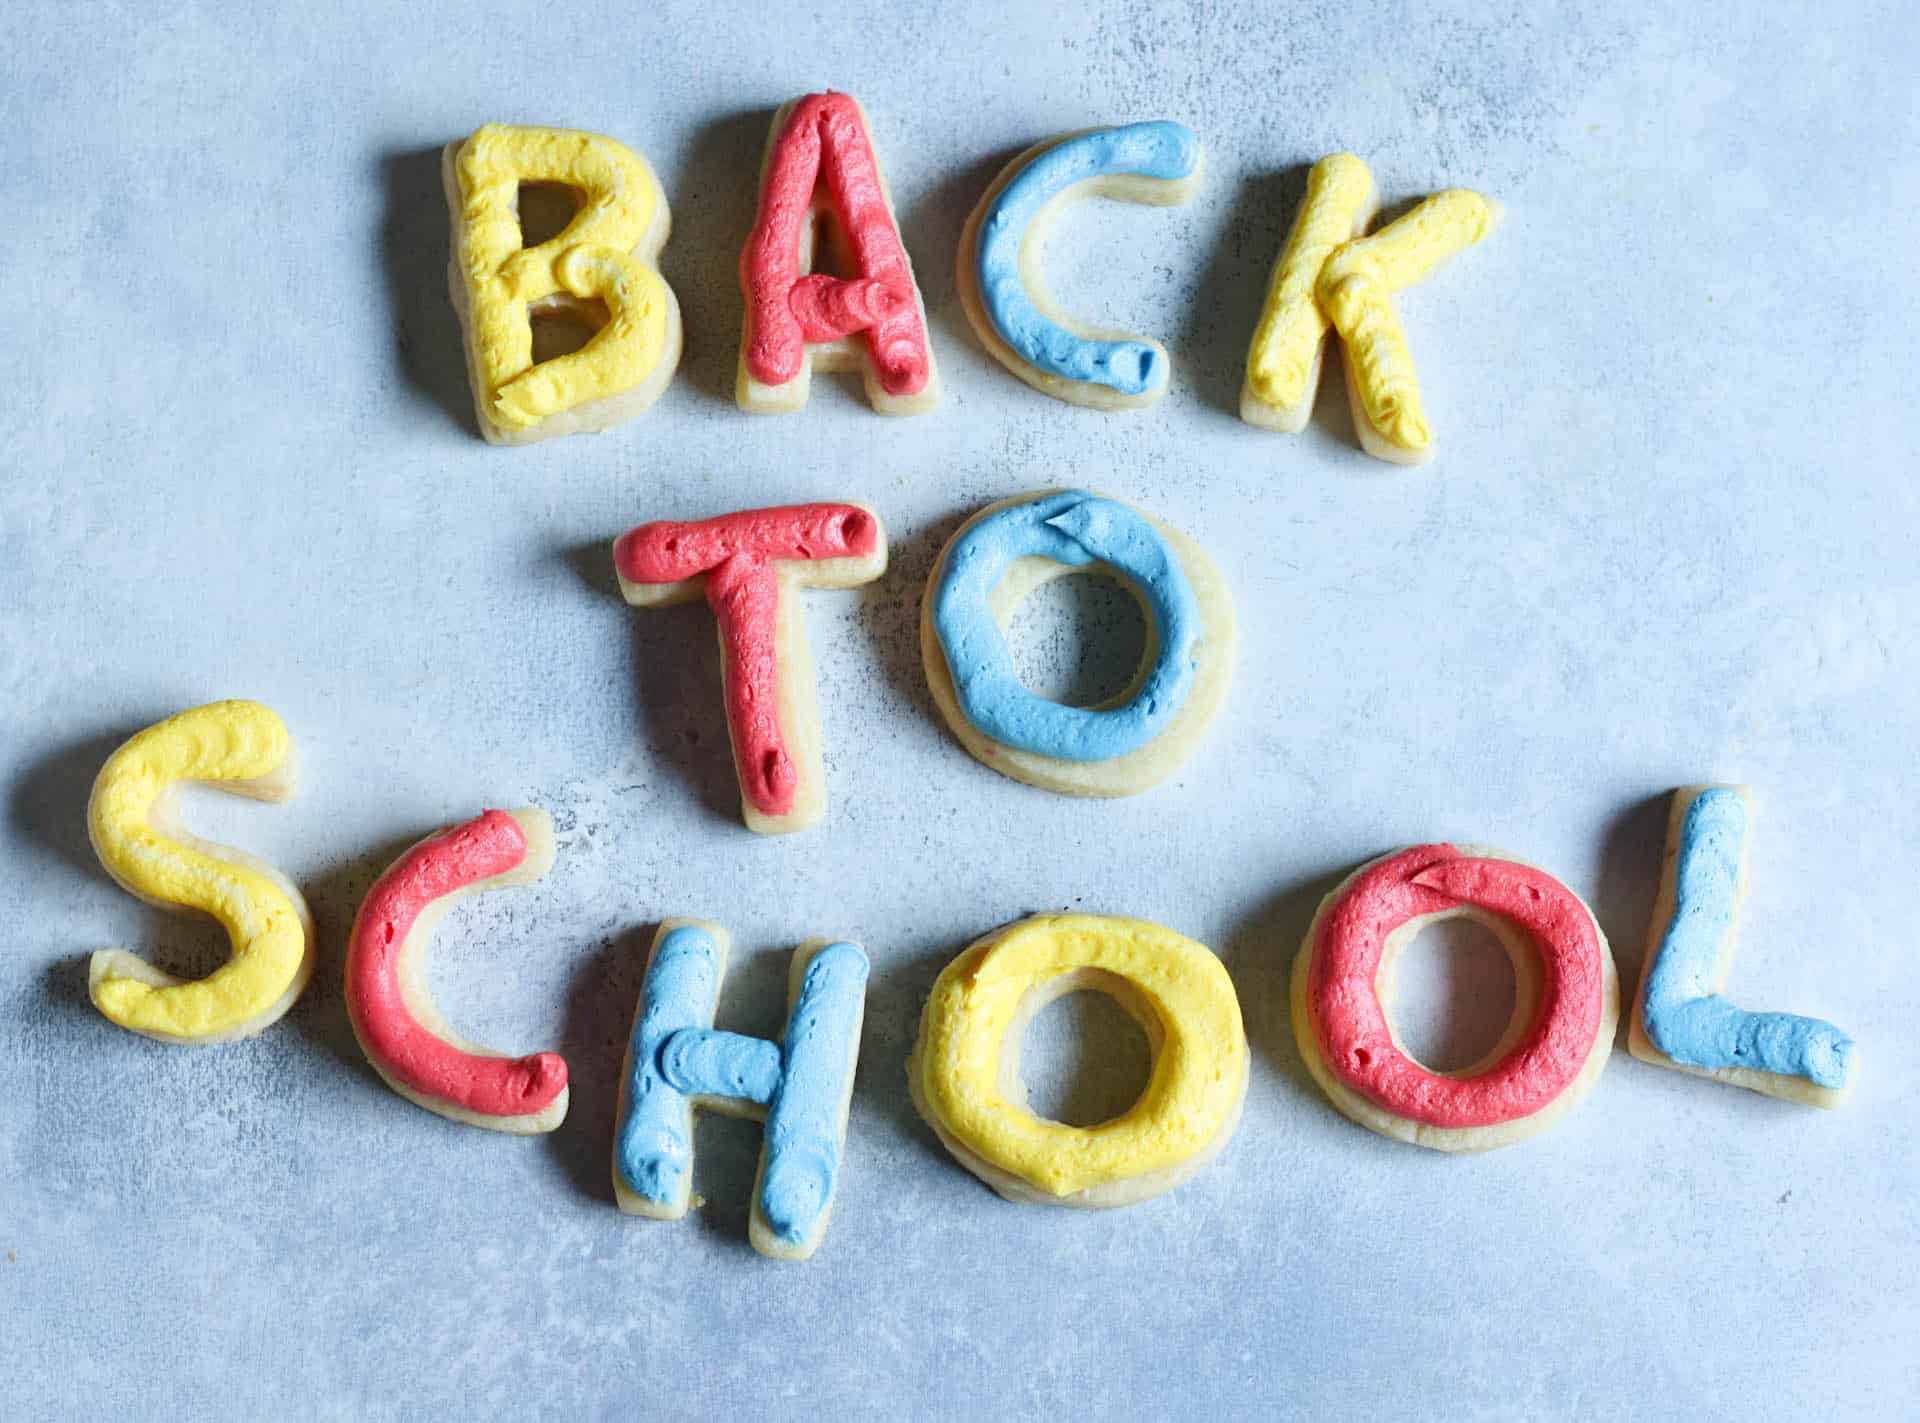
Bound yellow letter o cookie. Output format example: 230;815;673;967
909;913;1246;1206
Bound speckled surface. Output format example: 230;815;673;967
4;2;1918;1418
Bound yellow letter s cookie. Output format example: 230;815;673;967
86;700;317;1044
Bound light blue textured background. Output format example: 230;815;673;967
3;2;1916;1418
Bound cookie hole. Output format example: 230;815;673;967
1387;918;1517;1074
1019;990;1151;1128
528;299;608;364
689;1113;763;1236
516;181;581;248
1044;194;1187;349
133;933;230;986
426;891;568;1057
807;201;856;280
1006;571;1147;709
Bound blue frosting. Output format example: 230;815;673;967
617;929;869;1249
1644;787;1855;1089
659;1030;782;1106
932;491;1200;762
757;941;868;1246
975;120;1200;394
614;924;721;1208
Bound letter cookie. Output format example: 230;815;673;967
612;920;869;1261
613;502;887;833
1239;154;1378;433
1292;845;1617;1151
738;91;938;415
445;123;681;443
1628;786;1857;1106
909;914;1246;1206
1240;155;1499;464
921;490;1234;796
958;121;1203;409
85;700;316;1044
344;808;568;1133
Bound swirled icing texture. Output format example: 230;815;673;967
613;503;880;817
617;932;869;1249
746;941;867;1244
453;124;672;429
1316;189;1496;453
87;700;310;1039
1307;845;1604;1127
912;914;1245;1196
1643;788;1855;1088
974;121;1200;394
740;92;930;395
931;492;1199;761
1245;153;1374;409
616;925;720;1208
345;809;568;1119
660;1029;783;1105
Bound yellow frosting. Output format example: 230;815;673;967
453;124;672;431
1317;264;1430;451
1316;188;1497;453
911;914;1245;1196
87;701;311;1041
1245;153;1375;409
1330;188;1497;291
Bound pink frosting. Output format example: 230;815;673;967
613;503;879;818
345;810;568;1118
1306;845;1604;1128
739;91;931;395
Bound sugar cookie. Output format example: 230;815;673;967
737;92;938;415
909;913;1246;1206
612;920;869;1261
445;123;681;444
85;700;317;1044
1240;157;1498;463
1628;785;1856;1106
920;489;1234;796
1292;844;1617;1151
613;502;887;833
958;121;1202;409
344;808;568;1134
1239;153;1378;432
1320;189;1499;463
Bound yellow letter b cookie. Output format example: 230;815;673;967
445;124;682;443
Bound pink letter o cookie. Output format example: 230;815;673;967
1291;844;1618;1151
